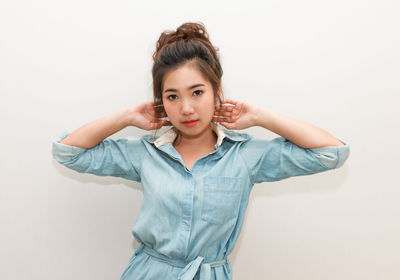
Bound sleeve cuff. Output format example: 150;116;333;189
51;132;87;163
309;138;350;169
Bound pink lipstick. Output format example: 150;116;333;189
183;120;197;127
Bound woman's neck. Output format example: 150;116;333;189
173;127;217;150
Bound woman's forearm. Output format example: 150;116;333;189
255;108;344;149
59;107;130;149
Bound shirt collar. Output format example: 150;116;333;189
152;122;250;148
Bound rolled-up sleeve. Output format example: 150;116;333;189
240;136;350;184
52;131;145;182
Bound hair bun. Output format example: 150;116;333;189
154;22;210;58
174;22;208;42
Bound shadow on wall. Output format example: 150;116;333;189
229;165;349;266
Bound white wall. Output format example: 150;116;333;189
1;0;399;279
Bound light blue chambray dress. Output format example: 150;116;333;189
52;123;350;280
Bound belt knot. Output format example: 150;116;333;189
138;243;228;280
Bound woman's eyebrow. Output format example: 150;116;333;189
164;83;205;93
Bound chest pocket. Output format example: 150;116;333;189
201;176;243;225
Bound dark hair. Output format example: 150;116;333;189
151;21;224;123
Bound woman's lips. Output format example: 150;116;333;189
183;120;198;127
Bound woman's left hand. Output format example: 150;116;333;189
213;99;260;130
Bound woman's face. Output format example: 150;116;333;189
162;64;217;140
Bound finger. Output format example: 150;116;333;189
153;118;170;124
216;100;236;106
213;111;232;117
215;105;233;112
231;106;242;116
221;99;238;106
212;116;228;123
212;117;234;124
225;117;237;123
151;120;170;129
219;121;236;129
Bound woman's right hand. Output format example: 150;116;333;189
126;101;171;130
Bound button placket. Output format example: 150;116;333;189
177;172;195;255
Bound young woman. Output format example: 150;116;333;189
52;22;350;280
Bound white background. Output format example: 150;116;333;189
1;0;399;279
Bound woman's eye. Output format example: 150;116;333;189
193;90;203;96
167;95;178;100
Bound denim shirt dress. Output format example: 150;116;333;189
52;123;350;280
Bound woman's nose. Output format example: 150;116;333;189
181;98;194;114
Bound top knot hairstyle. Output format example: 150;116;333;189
152;22;224;117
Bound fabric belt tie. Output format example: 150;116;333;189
138;243;228;280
